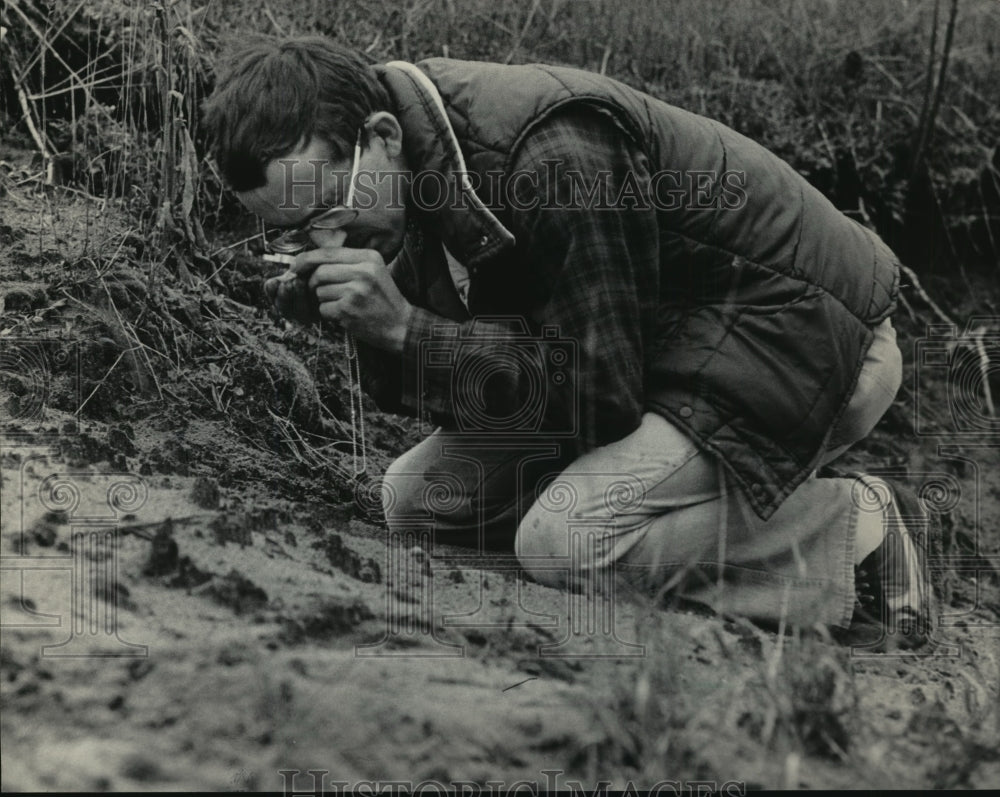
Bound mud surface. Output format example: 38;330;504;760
2;182;999;790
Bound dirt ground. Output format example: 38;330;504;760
2;179;999;791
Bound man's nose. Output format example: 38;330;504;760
307;207;360;248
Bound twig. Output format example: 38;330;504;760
7;1;116;127
912;0;960;180
16;0;89;75
898;263;957;328
13;82;54;184
27;58;128;99
912;0;940;169
75;348;129;417
599;43;613;76
209;232;264;257
1;30;55;184
504;0;542;64
897;263;993;418
118;513;218;541
897;290;918;323
262;2;285;35
466;6;514;35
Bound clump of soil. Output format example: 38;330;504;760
279;596;376;643
205;570;269;615
314;532;382;584
143;520;180;576
209;514;253;548
167;556;214;590
190;476;220;509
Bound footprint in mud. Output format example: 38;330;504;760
190;475;220;509
204;569;269;615
168;556;213;590
461;625;582;682
209;514;253;548
143;519;179;576
22;510;67;550
278;595;375;643
208;506;293;548
58;432;123;468
313;532;382;584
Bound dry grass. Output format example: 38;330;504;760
2;0;998;274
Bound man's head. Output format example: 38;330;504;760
203;36;390;192
203;36;409;259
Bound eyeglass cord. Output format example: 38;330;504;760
343;132;367;482
260;129;369;486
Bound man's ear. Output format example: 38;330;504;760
365;111;404;159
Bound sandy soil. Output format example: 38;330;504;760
2;182;999;791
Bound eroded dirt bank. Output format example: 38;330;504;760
2;187;999;791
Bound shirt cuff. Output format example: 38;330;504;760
400;306;456;420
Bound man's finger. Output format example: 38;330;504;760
318;298;349;323
314;283;350;303
286;259;322;282
292;246;384;272
308;262;378;291
273;276;320;323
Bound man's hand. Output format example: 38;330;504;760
287;246;414;353
264;272;322;325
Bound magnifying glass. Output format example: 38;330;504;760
264;206;361;280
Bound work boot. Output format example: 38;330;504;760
850;481;936;650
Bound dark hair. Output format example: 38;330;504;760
202;36;390;191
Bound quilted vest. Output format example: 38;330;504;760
375;58;899;519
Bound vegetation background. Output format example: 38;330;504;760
3;0;999;275
1;0;999;791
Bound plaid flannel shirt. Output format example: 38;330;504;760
357;107;661;459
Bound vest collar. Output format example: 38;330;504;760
379;61;516;269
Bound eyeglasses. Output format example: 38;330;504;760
261;129;364;263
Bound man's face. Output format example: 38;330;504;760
236;130;409;262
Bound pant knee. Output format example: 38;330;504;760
515;508;570;588
381;447;477;533
515;500;614;589
515;499;561;550
381;450;427;521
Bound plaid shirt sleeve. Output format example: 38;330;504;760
364;107;660;455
